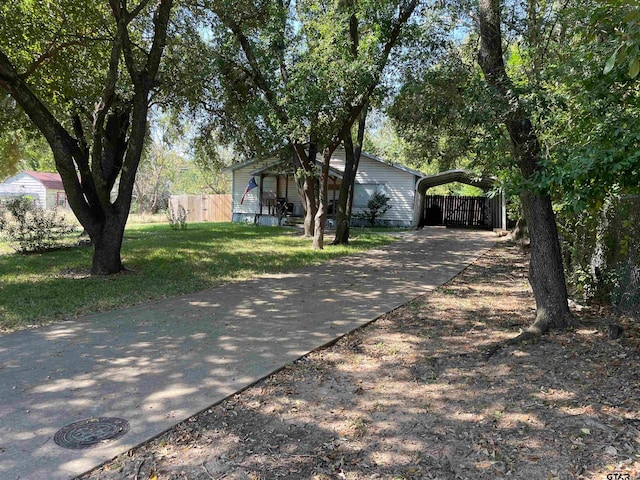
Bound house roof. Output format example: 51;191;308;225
358;151;425;179
24;171;65;190
229;147;424;179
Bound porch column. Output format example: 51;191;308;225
259;174;264;215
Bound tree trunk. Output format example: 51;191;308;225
334;105;367;245
293;143;318;237
89;214;127;275
521;191;573;332
333;140;356;245
313;147;332;249
301;177;317;237
478;0;574;333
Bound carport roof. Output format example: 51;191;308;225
416;169;496;193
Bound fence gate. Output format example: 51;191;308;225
423;195;489;228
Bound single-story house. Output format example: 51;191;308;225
0;170;69;210
230;148;426;227
230;147;507;229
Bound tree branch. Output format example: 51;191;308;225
117;0;174;208
23;40;85;78
126;0;152;24
92;4;129;204
221;16;289;125
0;49;97;225
333;0;418;147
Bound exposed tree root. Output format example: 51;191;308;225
484;314;580;359
484;329;540;358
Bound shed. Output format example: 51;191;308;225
0;171;69;210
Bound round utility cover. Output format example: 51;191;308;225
54;417;129;449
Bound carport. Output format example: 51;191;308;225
413;169;506;230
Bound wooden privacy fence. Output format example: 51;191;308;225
169;194;232;223
424;195;488;228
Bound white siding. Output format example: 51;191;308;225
330;151;417;226
0;172;47;207
233;166;261;214
232;150;420;226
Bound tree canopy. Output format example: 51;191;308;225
0;0;174;274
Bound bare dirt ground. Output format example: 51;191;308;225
80;241;640;480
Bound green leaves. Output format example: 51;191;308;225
0;0;113;118
603;50;618;74
630;56;640;78
175;0;420;160
598;0;640;78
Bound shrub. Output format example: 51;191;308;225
354;190;393;226
0;196;77;253
167;204;188;230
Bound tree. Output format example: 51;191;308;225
304;0;419;248
171;0;418;248
476;0;575;335
389;0;638;318
0;0;174;274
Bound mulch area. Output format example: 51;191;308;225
80;241;640;480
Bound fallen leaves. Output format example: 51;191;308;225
80;242;640;480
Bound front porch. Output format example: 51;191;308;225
235;159;343;226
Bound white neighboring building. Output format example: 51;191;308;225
0;171;69;210
229;148;424;227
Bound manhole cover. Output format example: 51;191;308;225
54;417;129;449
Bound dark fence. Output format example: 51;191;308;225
424;195;488;228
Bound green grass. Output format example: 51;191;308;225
0;222;398;331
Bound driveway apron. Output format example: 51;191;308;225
0;227;496;479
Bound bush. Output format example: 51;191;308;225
167;204;188;230
354;190;393;226
0;196;77;253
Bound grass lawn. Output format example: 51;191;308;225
0;222;398;331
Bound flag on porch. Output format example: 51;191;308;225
240;177;258;205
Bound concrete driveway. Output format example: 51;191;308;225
0;227;496;479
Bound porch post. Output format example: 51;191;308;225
285;175;289;199
259;173;264;215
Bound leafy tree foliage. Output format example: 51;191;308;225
391;0;639;323
166;0;420;247
389;51;512;178
0;0;174;274
599;0;640;78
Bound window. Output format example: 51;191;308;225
353;183;387;208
